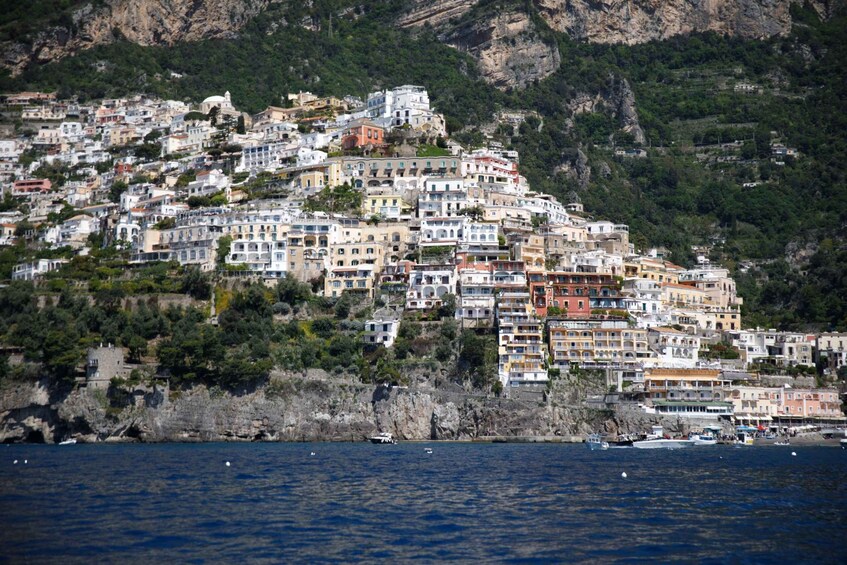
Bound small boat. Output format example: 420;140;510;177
58;438;77;445
631;426;716;449
587;434;609;450
424;447;433;454
369;432;397;444
688;433;717;446
840;438;846;450
632;437;695;449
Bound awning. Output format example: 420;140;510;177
736;426;758;431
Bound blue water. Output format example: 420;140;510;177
1;443;845;563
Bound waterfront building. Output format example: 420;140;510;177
497;292;547;390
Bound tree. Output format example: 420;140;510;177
275;273;311;305
126;334;148;363
216;235;232;266
181;267;212;300
109;180;129;202
438;293;456;319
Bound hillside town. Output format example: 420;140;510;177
0;85;844;435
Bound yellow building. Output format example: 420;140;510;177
324;264;378;298
362;191;412;220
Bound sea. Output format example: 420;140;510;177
1;442;845;564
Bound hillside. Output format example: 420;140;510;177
1;0;846;330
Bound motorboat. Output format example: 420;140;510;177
631;426;716;449
58;438;77;445
369;432;397;444
688;433;717;446
632;437;696;449
587;434;609;451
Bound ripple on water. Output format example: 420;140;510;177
0;443;845;563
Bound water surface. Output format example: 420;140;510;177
1;443;845;563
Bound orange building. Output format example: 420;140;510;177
341;119;385;150
12;178;52;196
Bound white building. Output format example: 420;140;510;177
817;332;847;375
226;239;288;278
363;309;402;347
419;217;468;247
406;264;457;310
366;85;442;132
418;177;468;218
456;268;496;326
12;258;68;280
240;142;297;172
647;327;700;368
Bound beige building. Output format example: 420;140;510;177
548;319;650;371
325;264;378;298
329;241;385;269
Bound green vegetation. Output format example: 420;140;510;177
416;144;451;157
1;1;845;332
303;182;363;215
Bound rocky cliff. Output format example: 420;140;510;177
3;0;838;82
0;372;687;444
441;10;561;90
2;0;269;76
534;0;833;44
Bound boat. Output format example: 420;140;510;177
586;434;609;451
369;432;397;444
688;433;717;446
631;426;717;449
840;438;847;450
632;437;696;449
58;438;77;445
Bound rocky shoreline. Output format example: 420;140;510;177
0;371;688;445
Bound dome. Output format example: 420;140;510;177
202;95;227;104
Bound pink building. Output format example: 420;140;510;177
779;388;842;418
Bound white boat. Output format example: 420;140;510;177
631;426;716;449
688;433;717;446
369;432;397;444
632;438;696;449
840;438;846;450
58;438;77;445
587;434;609;450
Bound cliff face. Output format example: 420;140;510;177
442;10;561;90
397;0;834;88
2;0;269;76
534;0;833;45
3;0;837;82
0;374;650;443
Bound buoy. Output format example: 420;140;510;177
791;451;797;456
621;472;627;478
225;461;231;467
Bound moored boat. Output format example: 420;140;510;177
369;432;397;444
586;434;609;451
631;426;717;449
